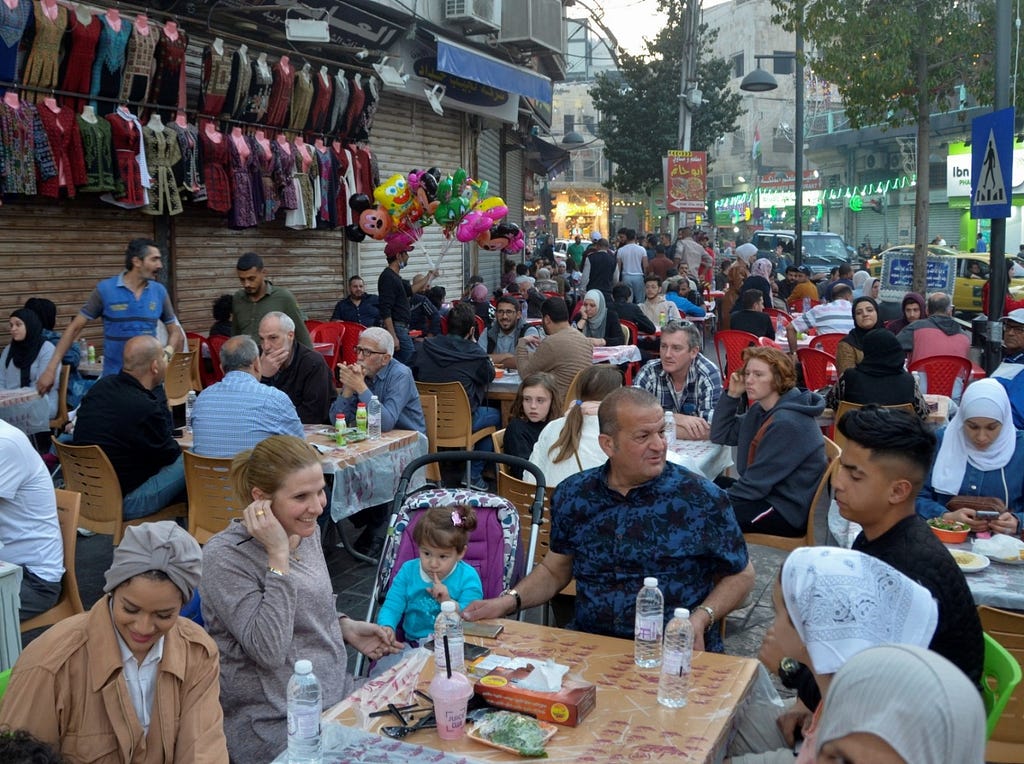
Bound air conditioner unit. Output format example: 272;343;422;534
860;152;886;171
888;153;904;171
444;0;501;34
499;0;563;54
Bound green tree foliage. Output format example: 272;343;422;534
589;15;744;195
770;0;990;291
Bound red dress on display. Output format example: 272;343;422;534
341;75;364;140
104;107;146;207
61;11;101;112
200;44;232;117
200;127;231;213
305;69;333;133
149;26;188;117
36;104;86;198
264;59;294;127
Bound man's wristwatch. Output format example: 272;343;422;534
499;588;521;616
778;656;801;689
695;604;715;630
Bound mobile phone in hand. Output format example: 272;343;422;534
976;510;1000;520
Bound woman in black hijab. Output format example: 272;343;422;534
827;328;928;418
834;296;880;377
1;308;58;419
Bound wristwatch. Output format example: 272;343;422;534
499;588;521;616
695;604;716;630
779;656;801;689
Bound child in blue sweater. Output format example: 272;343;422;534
376;505;483;659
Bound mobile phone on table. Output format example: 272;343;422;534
976;510;1000;520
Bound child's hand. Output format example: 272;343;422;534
427;572;450;604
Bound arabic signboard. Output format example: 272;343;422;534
879;254;956;303
665;151;707;213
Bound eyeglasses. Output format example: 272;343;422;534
355;346;387;356
1005;324;1024;333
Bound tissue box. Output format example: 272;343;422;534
473;666;597;727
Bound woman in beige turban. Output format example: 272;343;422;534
0;522;228;763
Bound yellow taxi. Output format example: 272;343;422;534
867;245;1024;314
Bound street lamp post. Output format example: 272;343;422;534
739;40;804;267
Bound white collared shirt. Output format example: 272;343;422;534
110;602;165;735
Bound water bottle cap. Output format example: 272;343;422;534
644;577;658;587
294;659;313;674
675;607;689;618
441;600;457;612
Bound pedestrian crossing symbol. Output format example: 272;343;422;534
974;130;1007;205
971;107;1014;220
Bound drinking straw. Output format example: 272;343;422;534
443;634;452;679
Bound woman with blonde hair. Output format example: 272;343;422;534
711;346;826;536
201;435;397;762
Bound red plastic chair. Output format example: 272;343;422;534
206;334;228;383
788;297;820;313
334;321;366;365
714;330;759;383
620;319;639;344
797;347;836;391
304;319;324;334
475;315;486;339
810;333;845;356
908;355;973;399
763;307;793;326
758;336;781;348
309;322;346;369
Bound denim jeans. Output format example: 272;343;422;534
394;325;415;365
471;406;502;481
123;454;187;520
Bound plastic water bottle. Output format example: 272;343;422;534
634;577;664;667
664;410;677;449
286;659;322;763
334;413;347;446
658;608;694;708
78;337;88;360
367;395;382;440
802;296;811;313
434;600;465;674
356;402;368;435
184;390;196;434
776;314;784;337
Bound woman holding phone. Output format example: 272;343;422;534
916;379;1024;534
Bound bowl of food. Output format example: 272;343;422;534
927;518;970;544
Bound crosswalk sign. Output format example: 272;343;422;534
971;107;1014;219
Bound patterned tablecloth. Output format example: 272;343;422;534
326;618;759;763
303;426;429;522
0;387;49;435
592;344;642;365
670;439;734;480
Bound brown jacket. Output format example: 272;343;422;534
0;597;228;764
515;324;594;408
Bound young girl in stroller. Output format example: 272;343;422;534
372;505;484;674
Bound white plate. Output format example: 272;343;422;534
990;555;1024;566
950;550;990;573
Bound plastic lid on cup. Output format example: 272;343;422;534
644;577;658;587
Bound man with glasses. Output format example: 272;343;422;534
1001;309;1024;364
633;321;721;440
479;296;536;369
332;326;426;555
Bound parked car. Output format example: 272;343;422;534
751;230;851;275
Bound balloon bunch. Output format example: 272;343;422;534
344;165;520;263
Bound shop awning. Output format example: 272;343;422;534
436;37;553;104
525;134;570;177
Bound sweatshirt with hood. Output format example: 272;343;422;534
415;334;495;409
711;386;827;528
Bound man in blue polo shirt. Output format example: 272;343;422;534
37;238;183;394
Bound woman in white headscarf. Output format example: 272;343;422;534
917;377;1024;535
769;547;938;764
574;288;624;347
815;644;985;764
736;257;773;312
851;269;872;298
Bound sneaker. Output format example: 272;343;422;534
461;478;490;492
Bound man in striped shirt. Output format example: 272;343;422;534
786;283;855;354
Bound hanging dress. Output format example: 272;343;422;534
118;21;158;106
264;59;294;127
21;1;67;103
285;141;317;230
223;46;251;119
239;57;271;123
0;99;56;194
142;125;182;216
341;75;365;140
167;120;204;201
315;145;338;228
76;114;115;192
251;136;280;222
36;104;85;197
102;107;148;208
149;26;188;119
350;76;379;143
0;0;31;95
332;142;355;227
270;139;297;210
326;70;350;135
89;14;131;116
226;134;257;228
200;128;231;214
305;70;333;133
199;44;232;118
286;67;313;131
61;11;101;113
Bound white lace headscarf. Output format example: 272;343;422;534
781;547;938;675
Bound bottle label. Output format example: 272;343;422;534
635;615;661;641
663;648;690;675
287;709;320;739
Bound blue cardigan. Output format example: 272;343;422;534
917;427;1024;530
375;559;483;643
